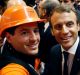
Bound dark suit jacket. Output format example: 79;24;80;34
43;38;80;75
39;25;58;62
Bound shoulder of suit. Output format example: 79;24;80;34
51;44;61;50
0;63;30;75
50;44;61;54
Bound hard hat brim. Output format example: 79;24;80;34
0;18;45;37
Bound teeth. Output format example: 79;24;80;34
30;45;37;48
63;38;69;40
24;45;38;54
62;36;71;40
24;44;38;49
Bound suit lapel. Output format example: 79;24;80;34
51;44;62;75
70;38;80;75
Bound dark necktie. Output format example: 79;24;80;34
63;51;69;75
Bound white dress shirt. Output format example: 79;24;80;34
61;36;79;75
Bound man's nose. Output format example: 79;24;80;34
61;25;69;34
29;31;37;41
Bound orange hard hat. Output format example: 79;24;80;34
0;5;44;37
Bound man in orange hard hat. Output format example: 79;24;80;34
0;5;45;75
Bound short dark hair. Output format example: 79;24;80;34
50;4;78;21
50;5;78;28
5;26;18;35
50;4;76;16
42;0;60;17
1;26;18;38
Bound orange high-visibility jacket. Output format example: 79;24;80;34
0;58;40;75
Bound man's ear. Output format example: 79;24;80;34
51;29;54;36
43;9;46;17
78;23;80;31
5;32;12;43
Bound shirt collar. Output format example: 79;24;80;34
61;36;79;54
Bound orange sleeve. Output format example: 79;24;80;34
0;63;30;75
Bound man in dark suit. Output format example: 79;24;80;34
43;5;80;75
38;0;59;62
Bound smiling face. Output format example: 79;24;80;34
6;22;40;55
51;11;79;50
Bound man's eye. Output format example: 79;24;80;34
21;31;28;35
34;29;39;33
54;24;62;30
66;22;74;27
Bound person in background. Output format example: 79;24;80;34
7;0;27;8
0;0;7;15
43;5;80;75
74;0;80;24
38;0;60;62
33;0;43;15
0;5;45;75
61;0;74;8
72;0;80;37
